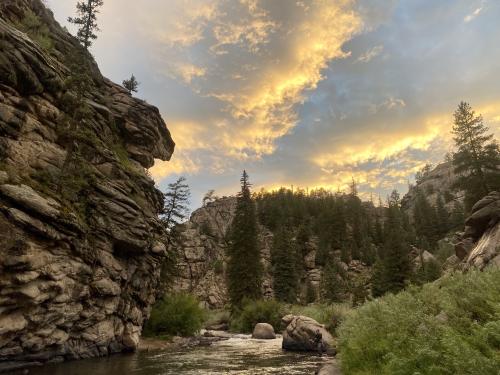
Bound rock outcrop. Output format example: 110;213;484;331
281;315;335;355
401;161;464;216
0;0;174;371
455;191;500;269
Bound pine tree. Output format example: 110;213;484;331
68;0;104;50
123;74;139;94
371;203;412;297
271;226;298;303
450;201;465;230
413;189;439;249
452;101;500;210
161;177;190;242
226;171;262;307
436;193;449;237
321;258;348;303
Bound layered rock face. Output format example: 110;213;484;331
0;0;174;370
455;191;500;269
401;161;463;216
171;197;236;308
171;197;373;308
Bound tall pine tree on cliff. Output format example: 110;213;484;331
227;171;262;307
452;101;500;210
68;0;104;50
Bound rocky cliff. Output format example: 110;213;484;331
455;191;500;270
0;1;174;371
171;197;372;308
401;161;463;216
401;164;499;271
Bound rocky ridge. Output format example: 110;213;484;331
0;0;174;371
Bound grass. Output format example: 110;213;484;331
338;269;500;375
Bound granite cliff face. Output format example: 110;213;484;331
401;163;499;270
401;161;464;216
456;191;500;270
171;197;372;308
0;1;174;371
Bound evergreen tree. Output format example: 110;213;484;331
68;0;104;50
226;171;262;307
271;226;298;303
56;50;93;195
123;74;139;94
373;214;384;246
449;201;465;230
321;258;348;303
372;203;412;297
452;101;500;210
161;177;190;242
413;189;439;249
436;193;450;237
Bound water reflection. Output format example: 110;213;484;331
27;336;326;375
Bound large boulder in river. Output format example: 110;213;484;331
252;323;276;339
281;315;335;354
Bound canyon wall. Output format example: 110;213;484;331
0;1;174;371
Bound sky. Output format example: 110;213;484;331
46;0;500;209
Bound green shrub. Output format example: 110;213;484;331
144;293;206;337
230;299;284;333
16;10;54;51
338;269;500;375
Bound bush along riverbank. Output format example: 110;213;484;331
338;268;500;374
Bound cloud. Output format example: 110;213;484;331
146;0;367;162
149;151;200;179
464;6;483;23
166;63;207;84
381;97;406;110
357;44;384;62
45;0;500;208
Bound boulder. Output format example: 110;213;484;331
281;315;335;355
252;323;276;339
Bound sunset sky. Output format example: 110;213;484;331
46;0;500;208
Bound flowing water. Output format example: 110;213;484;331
27;334;330;374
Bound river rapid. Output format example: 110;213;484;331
27;334;331;375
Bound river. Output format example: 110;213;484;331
27;334;332;374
